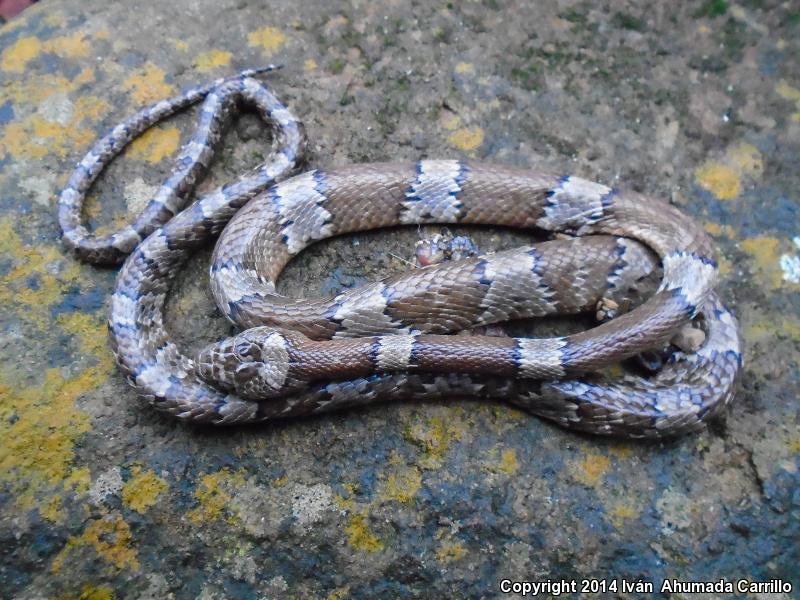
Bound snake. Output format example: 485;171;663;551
58;69;742;438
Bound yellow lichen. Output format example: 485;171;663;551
344;513;383;552
727;142;763;178
0;231;110;518
52;515;139;573
0;120;45;160
0;73;77;105
1;36;42;72
744;312;800;345
485;447;519;475
776;81;800;122
83;586;115;600
43;32;92;60
0;290;112;515
0;220;86;329
572;452;611;487
695;142;764;201
702;222;735;237
695;163;740;200
776;80;800;101
304;58;318;71
326;585;350;600
447;127;484;152
56;312;114;368
498;448;519;474
404;411;467;468
56;585;116;600
609;502;639;527
1;32;92;74
436;538;467;563
125;125;181;164
608;444;633;460
247;26;287;55
188;468;246;524
739;236;797;289
0;114;94;161
194;49;233;72
41;495;65;523
51;471;89;524
0;367;96;514
379;465;422;503
333;483;357;511
73;95;112;125
455;62;475;74
121;467;168;513
122;63;176;105
64;466;92;494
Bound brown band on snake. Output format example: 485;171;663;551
58;73;741;437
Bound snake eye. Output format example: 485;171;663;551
234;339;262;362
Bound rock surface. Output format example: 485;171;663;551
1;0;798;597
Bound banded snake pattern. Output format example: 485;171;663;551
58;68;742;438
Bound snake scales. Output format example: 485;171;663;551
58;69;742;438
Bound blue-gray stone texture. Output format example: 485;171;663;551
0;0;798;597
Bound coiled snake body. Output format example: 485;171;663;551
58;69;742;438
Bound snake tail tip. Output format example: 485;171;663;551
252;64;284;75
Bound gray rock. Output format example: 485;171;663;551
0;0;798;597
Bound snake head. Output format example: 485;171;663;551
195;327;304;400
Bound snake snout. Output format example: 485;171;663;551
195;327;303;400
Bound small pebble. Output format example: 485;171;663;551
671;326;706;353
